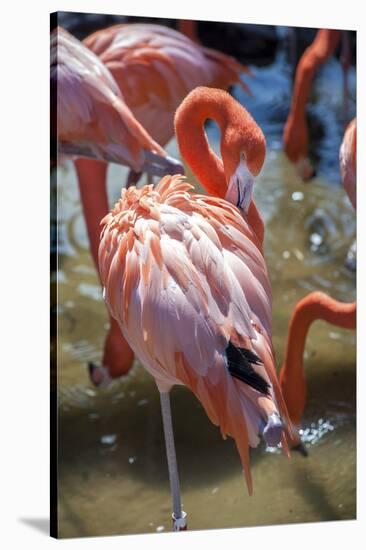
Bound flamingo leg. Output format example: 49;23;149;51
74;158;109;266
159;392;187;531
74;158;135;381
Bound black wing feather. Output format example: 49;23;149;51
226;341;270;395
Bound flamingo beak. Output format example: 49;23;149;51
143;151;185;178
225;158;254;214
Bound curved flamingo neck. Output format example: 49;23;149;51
290;30;341;116
174;87;264;247
289;30;341;122
280;291;356;425
175;87;229;198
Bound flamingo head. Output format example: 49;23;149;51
221;114;266;213
174;86;266;211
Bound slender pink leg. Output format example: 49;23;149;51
74;158;134;379
159;392;188;531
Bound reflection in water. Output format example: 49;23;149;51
55;42;356;537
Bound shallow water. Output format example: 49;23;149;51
54;40;356;538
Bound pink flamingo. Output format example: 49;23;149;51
51;27;183;379
81;23;253;384
279;118;356;450
98;87;293;530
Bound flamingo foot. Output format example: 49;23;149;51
172;511;188;531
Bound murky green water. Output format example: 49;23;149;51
54;44;356;538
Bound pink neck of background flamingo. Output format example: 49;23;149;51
291;30;341;115
174;87;264;246
280;291;356;425
285;29;341;162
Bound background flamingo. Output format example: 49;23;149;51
51;27;183;381
52;27;182;175
98;87;293;529
283;29;351;180
81;23;252;384
279;117;356;450
84;23;251;172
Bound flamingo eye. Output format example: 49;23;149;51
241;152;246;161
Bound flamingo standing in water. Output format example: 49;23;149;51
283;29;351;180
98;87;293;530
51;27;183;379
279;118;356;449
81;23;252;384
